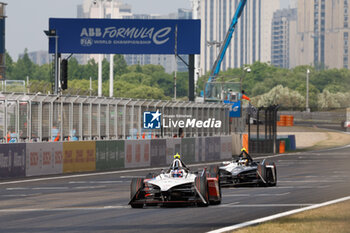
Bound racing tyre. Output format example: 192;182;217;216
195;176;209;207
130;178;144;208
270;163;277;186
209;165;222;204
257;164;267;187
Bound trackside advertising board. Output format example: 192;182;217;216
49;18;200;54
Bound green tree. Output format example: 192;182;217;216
11;49;35;80
252;85;305;110
5;51;14;79
68;57;82;80
113;54;128;76
81;59;98;80
32;63;51;82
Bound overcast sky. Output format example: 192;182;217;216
5;0;290;60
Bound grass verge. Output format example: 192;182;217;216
233;199;350;233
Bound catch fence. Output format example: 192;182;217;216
0;92;233;142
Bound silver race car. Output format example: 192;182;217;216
219;149;277;187
129;154;221;208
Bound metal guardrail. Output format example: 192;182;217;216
0;92;232;142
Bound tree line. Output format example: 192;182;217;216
5;50;189;100
5;51;350;110
197;62;350;110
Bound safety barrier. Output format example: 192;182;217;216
0;92;232;142
62;141;96;173
0;143;26;178
0;135;242;179
26;142;63;177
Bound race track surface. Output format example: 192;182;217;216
1;146;350;233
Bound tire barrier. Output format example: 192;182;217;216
1;135;246;179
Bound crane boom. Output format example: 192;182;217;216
208;0;247;82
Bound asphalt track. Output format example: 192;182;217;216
1;146;350;233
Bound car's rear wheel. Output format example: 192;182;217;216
209;165;222;204
195;176;209;207
257;164;267;186
130;178;144;208
269;163;277;186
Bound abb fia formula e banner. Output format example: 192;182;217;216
26;142;63;177
49;18;200;54
125;140;150;168
63;141;96;173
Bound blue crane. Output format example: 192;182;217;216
205;0;247;99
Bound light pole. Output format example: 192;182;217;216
44;29;59;95
109;0;114;97
97;0;104;97
241;66;251;91
306;69;310;112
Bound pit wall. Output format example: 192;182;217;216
0;135;240;179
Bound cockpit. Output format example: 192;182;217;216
168;154;189;178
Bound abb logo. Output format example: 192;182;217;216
75;150;84;163
86;149;95;162
30;152;39;166
55;151;62;164
64;151;73;163
43;151;51;165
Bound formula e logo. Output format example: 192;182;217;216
143;110;161;129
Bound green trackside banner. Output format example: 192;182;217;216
96;140;124;171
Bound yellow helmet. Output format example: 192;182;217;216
241;148;247;152
174;153;181;159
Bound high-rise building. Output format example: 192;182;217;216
76;0;132;64
197;0;280;75
290;0;298;8
271;8;297;68
19;50;50;66
296;0;350;69
75;1;189;74
0;2;6;80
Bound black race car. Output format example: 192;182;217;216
219;149;277;186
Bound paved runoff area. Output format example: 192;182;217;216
1;146;350;233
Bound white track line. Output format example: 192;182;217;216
208;195;350;233
0;162;219;186
0;205;129;213
223;192;290;197
217;203;314;208
32;187;69;190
